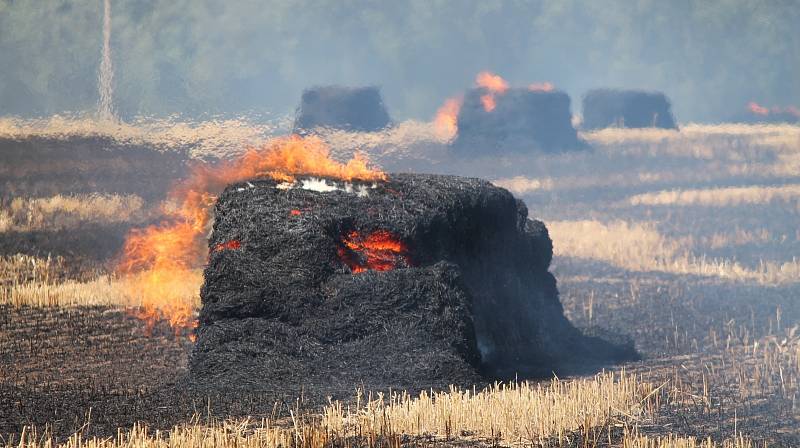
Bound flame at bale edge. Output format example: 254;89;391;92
118;135;386;338
433;96;463;140
475;71;509;94
475;71;509;113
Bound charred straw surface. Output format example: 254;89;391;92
581;89;678;130
293;86;392;133
191;173;636;393
0;135;188;201
452;88;585;155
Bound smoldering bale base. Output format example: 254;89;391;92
293;86;391;133
191;174;636;392
452;88;585;155
582;89;678;130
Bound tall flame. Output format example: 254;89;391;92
433;96;463;139
119;135;385;337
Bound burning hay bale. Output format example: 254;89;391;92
738;102;800;124
190;174;636;392
293;86;392;133
581;89;678;130
451;88;584;154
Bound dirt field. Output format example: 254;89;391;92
1;120;799;446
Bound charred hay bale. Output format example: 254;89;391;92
191;174;636;392
452;88;584;154
582;89;678;130
292;86;391;133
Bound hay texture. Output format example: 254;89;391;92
582;89;678;130
293;86;391;133
452;88;584;154
190;174;636;393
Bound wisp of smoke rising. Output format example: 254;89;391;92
97;0;116;122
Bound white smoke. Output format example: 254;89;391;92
97;0;117;122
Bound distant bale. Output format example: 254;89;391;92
293;86;391;133
582;89;678;130
452;88;584;154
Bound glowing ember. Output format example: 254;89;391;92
119;135;385;337
337;230;411;273
213;239;242;252
433;96;463;139
528;82;555;92
748;101;770;116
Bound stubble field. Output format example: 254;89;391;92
1;119;798;447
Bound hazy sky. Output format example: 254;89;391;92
1;0;798;122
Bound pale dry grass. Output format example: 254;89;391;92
0;254;65;285
0;194;147;232
0;254;202;309
6;372;661;448
583;123;800;146
626;184;800;207
323;371;657;446
548;220;800;284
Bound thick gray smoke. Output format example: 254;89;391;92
0;1;798;122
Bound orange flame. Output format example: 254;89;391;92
528;82;555;92
119;135;385;338
337;230;411;273
480;94;497;112
433;96;463;139
748;101;770;116
475;71;509;93
475;71;509;113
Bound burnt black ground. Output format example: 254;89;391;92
0;306;298;442
0;136;188;202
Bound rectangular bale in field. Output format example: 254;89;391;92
292;86;392;133
190;173;636;393
581;89;678;130
453;88;584;155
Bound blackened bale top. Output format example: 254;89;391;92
192;173;635;393
293;86;391;133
